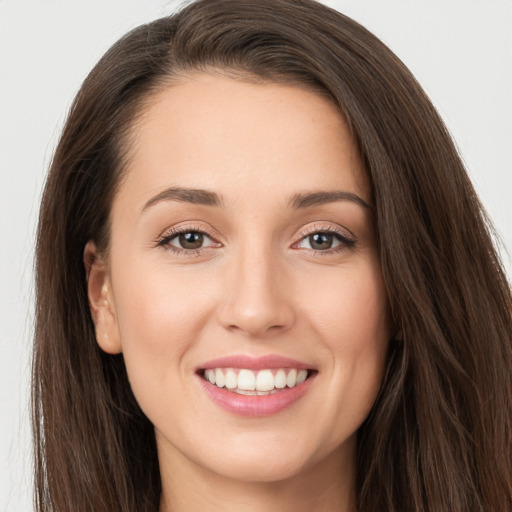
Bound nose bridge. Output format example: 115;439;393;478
217;235;294;337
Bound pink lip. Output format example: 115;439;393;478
198;354;314;371
197;372;316;417
196;355;317;417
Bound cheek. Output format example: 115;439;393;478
333;270;389;385
110;261;217;396
113;257;214;340
301;259;390;419
304;258;389;350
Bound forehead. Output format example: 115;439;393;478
118;73;369;212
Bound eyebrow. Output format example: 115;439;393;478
141;187;371;213
142;187;223;212
288;190;372;210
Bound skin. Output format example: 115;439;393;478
86;73;391;512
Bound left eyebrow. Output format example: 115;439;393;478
141;187;224;213
288;190;372;210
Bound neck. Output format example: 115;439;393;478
158;437;357;512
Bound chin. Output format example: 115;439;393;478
210;454;309;483
194;434;321;483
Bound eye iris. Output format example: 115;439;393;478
179;232;203;249
310;233;333;250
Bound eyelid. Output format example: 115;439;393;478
155;223;221;251
295;222;355;241
291;223;357;254
155;221;356;256
158;222;217;239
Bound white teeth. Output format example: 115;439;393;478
274;369;287;389
235;388;279;396
235;389;253;395
215;368;225;388
255;369;274;391
206;369;215;384
203;367;311;392
238;369;256;390
225;369;237;389
297;369;307;384
286;369;297;387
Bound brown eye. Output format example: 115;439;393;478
296;229;355;252
308;233;334;250
178;231;204;249
158;229;218;252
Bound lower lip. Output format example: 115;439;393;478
198;372;316;417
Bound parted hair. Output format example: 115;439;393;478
33;0;512;510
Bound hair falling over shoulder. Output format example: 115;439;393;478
32;0;512;511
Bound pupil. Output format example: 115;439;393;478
179;232;203;249
310;233;332;250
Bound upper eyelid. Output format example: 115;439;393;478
296;223;355;240
157;222;354;250
155;224;219;251
159;222;351;238
159;223;217;239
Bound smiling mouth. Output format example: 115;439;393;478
199;367;316;395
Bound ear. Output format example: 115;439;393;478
84;241;122;354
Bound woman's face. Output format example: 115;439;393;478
88;73;390;483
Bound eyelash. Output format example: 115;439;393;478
294;224;356;256
155;224;218;257
155;224;356;257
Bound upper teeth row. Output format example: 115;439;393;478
204;368;308;391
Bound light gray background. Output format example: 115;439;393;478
1;1;510;510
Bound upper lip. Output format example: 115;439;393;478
198;354;314;371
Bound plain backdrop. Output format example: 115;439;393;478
0;1;510;510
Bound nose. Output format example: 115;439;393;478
216;243;296;339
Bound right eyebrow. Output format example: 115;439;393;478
288;190;372;210
141;187;224;213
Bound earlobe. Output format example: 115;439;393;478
84;241;122;354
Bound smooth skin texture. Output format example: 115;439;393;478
86;74;391;512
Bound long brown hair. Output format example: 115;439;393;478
33;0;512;510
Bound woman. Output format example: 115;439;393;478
33;0;512;511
